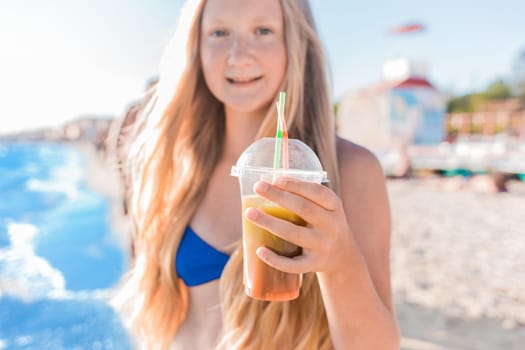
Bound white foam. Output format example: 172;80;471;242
25;147;84;199
0;222;66;302
23;163;39;175
26;178;79;199
15;336;32;347
0;222;112;302
7;223;37;251
1;147;117;303
51;162;85;191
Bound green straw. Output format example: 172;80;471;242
273;91;287;169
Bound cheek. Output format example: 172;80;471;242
200;48;223;88
278;50;287;80
201;42;227;67
265;45;287;83
200;49;214;75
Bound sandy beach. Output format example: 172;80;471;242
84;143;525;349
389;178;525;349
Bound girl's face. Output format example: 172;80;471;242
200;0;287;117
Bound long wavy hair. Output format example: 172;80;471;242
113;0;340;349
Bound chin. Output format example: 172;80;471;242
223;97;272;116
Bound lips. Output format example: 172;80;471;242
226;76;262;84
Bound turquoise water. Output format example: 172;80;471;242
0;142;131;349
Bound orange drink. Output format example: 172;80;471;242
231;137;328;301
242;195;305;301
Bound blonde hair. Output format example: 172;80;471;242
113;0;339;349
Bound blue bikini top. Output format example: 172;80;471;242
175;226;230;286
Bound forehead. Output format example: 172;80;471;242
201;0;283;25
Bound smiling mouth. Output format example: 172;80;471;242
226;76;262;84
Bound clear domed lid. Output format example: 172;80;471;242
230;138;328;183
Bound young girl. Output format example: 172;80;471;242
114;0;400;349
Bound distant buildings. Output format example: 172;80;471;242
336;58;525;178
336;58;446;175
446;99;525;138
62;116;113;149
0;116;114;155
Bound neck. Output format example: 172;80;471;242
222;107;266;164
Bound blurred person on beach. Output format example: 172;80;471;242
113;0;399;349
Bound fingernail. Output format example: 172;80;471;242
256;247;267;259
245;207;258;220
255;181;270;193
275;178;288;187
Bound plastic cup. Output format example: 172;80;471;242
231;137;328;301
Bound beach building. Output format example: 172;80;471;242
446;99;525;138
336;58;446;175
62;116;113;152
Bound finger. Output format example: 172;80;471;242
253;181;333;226
273;177;340;211
244;207;315;249
256;246;310;274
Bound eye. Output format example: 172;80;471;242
210;29;229;38
255;27;272;36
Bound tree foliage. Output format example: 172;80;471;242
483;80;512;100
447;48;525;112
512;49;525;103
447;79;514;113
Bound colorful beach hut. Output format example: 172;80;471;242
336;62;446;175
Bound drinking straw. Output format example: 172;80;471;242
273;91;289;170
280;96;289;170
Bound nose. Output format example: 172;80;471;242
227;34;253;67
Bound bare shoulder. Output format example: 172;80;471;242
335;137;394;312
335;136;385;187
335;136;390;239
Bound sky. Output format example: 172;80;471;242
1;0;524;134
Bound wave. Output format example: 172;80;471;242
0;222;114;303
25;146;85;200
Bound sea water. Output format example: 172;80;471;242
0;142;131;349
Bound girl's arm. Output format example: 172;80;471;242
245;139;400;349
